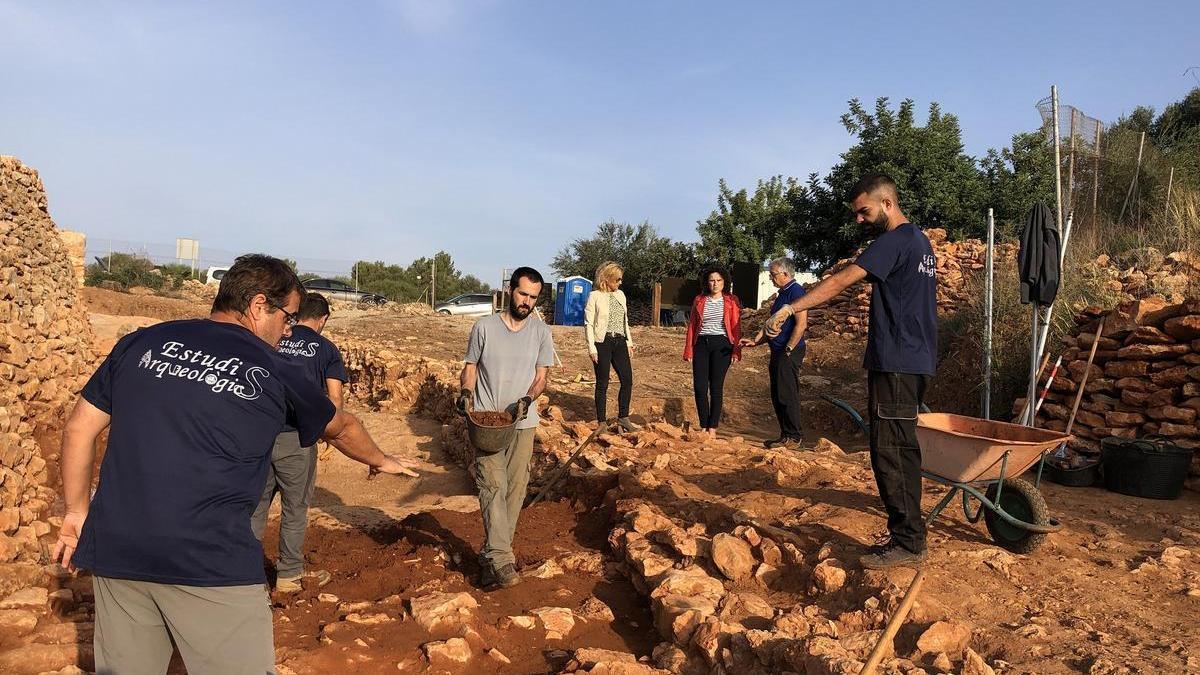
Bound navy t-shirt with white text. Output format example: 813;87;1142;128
769;280;808;351
853;223;938;375
276;324;347;432
73;319;336;586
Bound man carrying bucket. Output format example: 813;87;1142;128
457;267;556;589
765;174;937;569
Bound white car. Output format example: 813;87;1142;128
435;293;494;317
205;266;229;285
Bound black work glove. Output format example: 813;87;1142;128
515;396;534;421
456;388;473;416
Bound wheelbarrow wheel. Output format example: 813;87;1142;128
983;478;1050;554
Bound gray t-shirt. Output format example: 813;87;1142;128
463;313;556;430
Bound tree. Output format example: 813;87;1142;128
351;251;490;303
552;221;698;301
696;177;803;267
981;129;1056;227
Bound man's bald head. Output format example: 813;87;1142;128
849;173;906;234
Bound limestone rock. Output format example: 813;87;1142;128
408;591;478;632
961;647;997;675
711;533;755;581
915;620;972;657
422;637;471;664
0;608;37;636
811;559;848;594
0;586;48;610
530;606;575;638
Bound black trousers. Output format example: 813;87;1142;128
768;344;806;438
867;370;930;553
594;335;632;422
691;334;733;428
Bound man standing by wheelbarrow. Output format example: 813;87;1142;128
766;174;937;569
457;267;556;589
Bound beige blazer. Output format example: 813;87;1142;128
584;289;634;356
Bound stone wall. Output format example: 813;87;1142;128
0;156;96;563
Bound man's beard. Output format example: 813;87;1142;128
866;210;890;233
509;303;533;319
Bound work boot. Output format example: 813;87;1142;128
618;417;642;432
276;569;332;593
859;540;927;570
764;436;803;449
490;563;521;589
478;562;498;589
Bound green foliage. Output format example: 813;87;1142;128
351;251;489;303
85;253;166;290
551;221;698;301
696;177;802;267
981;129;1056;227
157;263;197;288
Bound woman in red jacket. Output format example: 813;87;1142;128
684;266;742;438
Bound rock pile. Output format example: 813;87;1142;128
0;156;96;564
1029;296;1200;472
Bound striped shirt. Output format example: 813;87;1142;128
606;293;626;336
699;296;725;335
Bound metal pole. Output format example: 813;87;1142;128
1066;108;1078;214
983;208;995;419
1026;303;1040;427
1051;85;1064;237
1090;125;1102;229
430;257;437;308
1164;166;1175;224
1118;131;1145;225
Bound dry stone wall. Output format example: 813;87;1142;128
1029;296;1200;473
0;156;96;563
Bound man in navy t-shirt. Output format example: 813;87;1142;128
766;174;937;570
251;292;348;593
51;255;418;675
739;257;810;448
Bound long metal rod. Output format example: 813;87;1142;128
983;208;995;419
1090;125;1102;229
1052;85;1064;237
1066;107;1078;212
1026;303;1040;427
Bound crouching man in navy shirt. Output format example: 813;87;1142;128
52;254;418;675
766;174;937;570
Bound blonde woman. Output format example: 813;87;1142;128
584;262;640;431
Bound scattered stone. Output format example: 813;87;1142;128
409;592;478;632
0;608;37;636
317;593;338;604
961;648;996;675
524;558;564;578
423;637;472;664
578;596;616;623
530;606;575;638
0;587;48;610
711;533;755;581
931;651;953;672
345;613;394;626
501;615;536;630
574;647;639;666
916;621;972;657
811;559;847;594
486;647;511;665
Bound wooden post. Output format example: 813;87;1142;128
1164;166;1175;224
860;569;927;675
1065;317;1105;435
651;282;662;327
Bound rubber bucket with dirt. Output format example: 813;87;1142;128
467;410;516;454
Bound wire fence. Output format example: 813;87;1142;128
84;237;367;281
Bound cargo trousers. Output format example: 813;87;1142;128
867;370;930;554
474;427;536;568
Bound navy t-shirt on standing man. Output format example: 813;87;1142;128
73;319;336;586
853;222;939;375
276;324;348;433
769;280;808;351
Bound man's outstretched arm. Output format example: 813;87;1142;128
765;264;868;337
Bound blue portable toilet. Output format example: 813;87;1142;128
554;276;592;326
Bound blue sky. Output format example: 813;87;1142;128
3;1;1197;284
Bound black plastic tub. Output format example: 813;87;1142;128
1100;437;1192;500
1043;460;1100;487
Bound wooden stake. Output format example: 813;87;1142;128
1065;316;1105;435
859;569;927;675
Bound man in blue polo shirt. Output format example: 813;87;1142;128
766;174;937;569
251;292;353;593
52;254;418;675
740;256;809;448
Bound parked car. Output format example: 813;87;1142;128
205;266;229;285
302;278;388;305
434;293;494;317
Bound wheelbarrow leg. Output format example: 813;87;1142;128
925;486;959;526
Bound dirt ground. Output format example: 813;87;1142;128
9;287;1198;674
